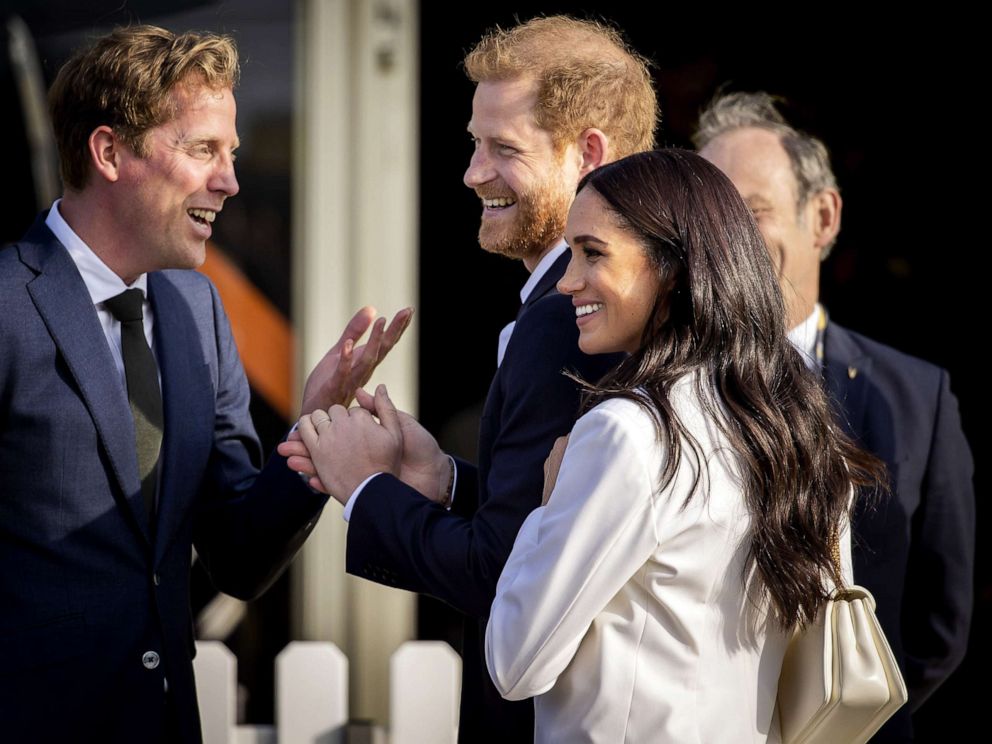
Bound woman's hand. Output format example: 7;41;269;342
542;434;570;506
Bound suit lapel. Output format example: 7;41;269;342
822;322;872;441
519;251;568;316
21;220;151;544
149;272;213;562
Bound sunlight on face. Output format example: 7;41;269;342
557;188;662;355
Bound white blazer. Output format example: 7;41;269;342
485;375;853;743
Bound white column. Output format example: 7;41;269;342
292;0;419;725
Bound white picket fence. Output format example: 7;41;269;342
193;640;462;744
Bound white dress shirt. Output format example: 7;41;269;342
497;241;567;367
46;199;155;390
787;304;822;371
486;374;853;743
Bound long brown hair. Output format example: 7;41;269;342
577;149;883;630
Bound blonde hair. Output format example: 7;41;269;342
49;25;239;190
464;16;657;159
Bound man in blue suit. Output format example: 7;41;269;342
0;26;407;743
696;91;975;742
282;16;658;742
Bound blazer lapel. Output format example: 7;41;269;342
822;322;872;441
520;251;568;316
149;272;214;562
21;220;151;544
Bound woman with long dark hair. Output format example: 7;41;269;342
484;149;882;742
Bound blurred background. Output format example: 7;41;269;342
1;0;983;737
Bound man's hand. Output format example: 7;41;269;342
278;387;449;502
354;387;450;503
541;434;569;506
299;306;413;415
297;385;403;505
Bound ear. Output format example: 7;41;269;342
87;125;124;184
575;128;609;178
809;188;842;252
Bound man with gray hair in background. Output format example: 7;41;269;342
696;91;975;742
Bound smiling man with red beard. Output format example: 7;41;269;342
281;15;658;742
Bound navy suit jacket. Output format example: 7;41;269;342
823;321;974;742
346;252;621;742
0;217;327;743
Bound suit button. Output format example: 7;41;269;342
153;573;161;586
142;651;161;669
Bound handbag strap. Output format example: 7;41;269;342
828;531;875;606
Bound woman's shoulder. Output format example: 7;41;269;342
580;395;656;433
580;374;710;427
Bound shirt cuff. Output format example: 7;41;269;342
446;455;457;510
342;472;383;522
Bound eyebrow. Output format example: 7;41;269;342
745;195;773;209
183;135;241;151
466;124;524;147
571;234;608;246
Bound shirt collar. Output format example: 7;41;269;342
520;240;567;304
46;199;148;306
787;303;822;370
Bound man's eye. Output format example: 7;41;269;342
497;145;517;156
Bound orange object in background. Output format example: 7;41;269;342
199;243;295;422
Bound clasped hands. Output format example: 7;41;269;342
284;386;451;506
277;305;450;506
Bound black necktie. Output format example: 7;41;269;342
104;289;163;528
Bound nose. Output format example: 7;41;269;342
556;251;584;295
211;154;240;198
464;146;494;189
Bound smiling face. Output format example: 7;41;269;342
557;187;662;355
464;77;581;264
114;83;240;274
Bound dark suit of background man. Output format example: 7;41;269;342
696;92;975;743
0;25;408;743
279;16;658;742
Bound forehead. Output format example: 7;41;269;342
468;77;543;137
700;127;797;204
566;188;615;235
163;85;238;137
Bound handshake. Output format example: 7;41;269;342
277;306;453;509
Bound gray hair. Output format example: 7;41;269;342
693;91;838;256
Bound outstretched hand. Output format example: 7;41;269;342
299;306;413;415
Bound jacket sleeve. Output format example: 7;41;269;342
345;295;619;618
484;404;659;700
901;370;975;709
192;279;327;601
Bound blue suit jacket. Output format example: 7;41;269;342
0;217;327;743
823;322;974;742
345;252;621;742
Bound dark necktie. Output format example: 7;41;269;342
104;288;163;528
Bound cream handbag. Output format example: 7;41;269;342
777;584;908;744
